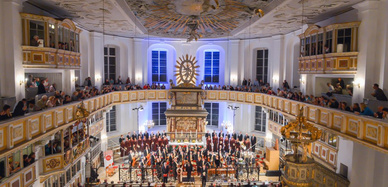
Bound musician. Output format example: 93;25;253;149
119;135;125;144
151;152;156;166
120;138;126;157
214;155;221;168
126;132;131;140
232;131;237;140
197;156;203;176
251;134;257;152
245;138;251;151
133;137;138;152
226;132;231;139
244;133;250;141
235;140;241;150
125;138;131;155
132;131;137;139
225;152;232;165
144;131;149;139
185;161;193;181
144;146;150;156
205;130;210;138
238;132;243;141
224;136;230;153
162;162;169;183
128;150;133;166
235;148;241;158
140;157;146;181
213;135;219;152
172;158;178;180
206;136;212;152
201;165;208;187
218;130;224;138
211;130;216;138
219;135;224;150
230;137;236;153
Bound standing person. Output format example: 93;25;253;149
162;162;169;183
251;135;257;152
37;79;46;94
185;161;192;182
201;165;208;187
371;84;388;101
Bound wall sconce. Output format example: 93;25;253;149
353;79;362;88
299;78;305;85
20;78;28;85
273;76;279;83
96;75;101;82
72;76;78;82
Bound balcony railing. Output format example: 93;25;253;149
22;46;81;69
0;89;387;181
298;52;358;74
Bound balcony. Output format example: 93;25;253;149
298;52;358;74
22;46;81;69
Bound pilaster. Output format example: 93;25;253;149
1;0;25;100
352;0;380;103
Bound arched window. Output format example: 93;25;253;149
104;46;116;81
152;50;167;83
204;50;220;83
256;49;268;84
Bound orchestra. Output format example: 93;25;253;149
119;130;259;183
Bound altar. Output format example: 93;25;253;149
165;55;208;145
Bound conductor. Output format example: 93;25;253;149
185;161;193;182
162;162;169;183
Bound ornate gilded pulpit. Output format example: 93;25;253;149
165;55;208;144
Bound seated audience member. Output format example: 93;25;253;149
161;84;166;89
355;103;374;116
328;98;339;109
46;96;56;108
383;108;388;121
351;103;361;113
339;102;351;112
30;35;40;46
374;106;384;119
326;83;335;96
48;83;57;92
117;76;123;84
36;95;48;110
334;83;342;94
371;83;388;101
0;105;12;120
63;95;72;104
346;85;353;96
13;99;27;117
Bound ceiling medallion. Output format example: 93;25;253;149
174;54;200;87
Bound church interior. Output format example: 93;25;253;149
1;0;388;186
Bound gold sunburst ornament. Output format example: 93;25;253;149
174;54;200;87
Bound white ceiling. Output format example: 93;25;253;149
25;0;364;39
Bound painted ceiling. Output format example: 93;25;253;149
25;0;364;39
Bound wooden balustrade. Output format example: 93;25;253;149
205;90;388;154
0;89;387;186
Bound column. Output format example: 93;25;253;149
89;32;103;89
271;35;285;90
352;0;380;103
134;38;145;85
0;0;25;100
228;40;240;86
63;69;75;95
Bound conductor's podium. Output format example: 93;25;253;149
208;168;235;176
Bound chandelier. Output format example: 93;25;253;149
221;120;233;133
